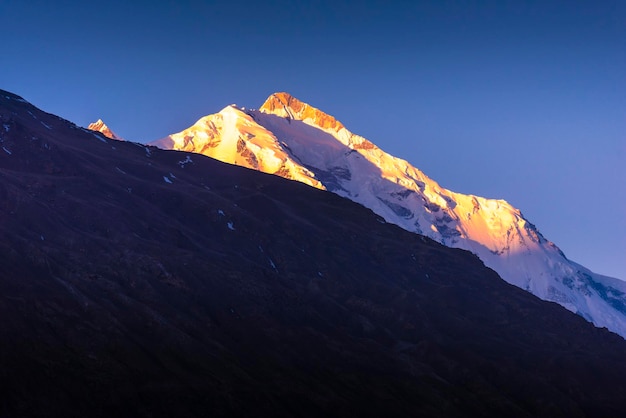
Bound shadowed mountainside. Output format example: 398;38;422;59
1;89;626;417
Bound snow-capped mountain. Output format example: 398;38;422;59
4;88;626;416
152;92;626;338
88;119;123;140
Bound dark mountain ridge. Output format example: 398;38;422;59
1;89;625;417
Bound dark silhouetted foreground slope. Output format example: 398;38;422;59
1;89;625;417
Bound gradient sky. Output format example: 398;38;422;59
2;0;625;279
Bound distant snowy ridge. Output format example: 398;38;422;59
151;92;626;338
88;119;123;141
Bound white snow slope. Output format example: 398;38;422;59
151;92;626;338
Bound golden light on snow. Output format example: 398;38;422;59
148;91;626;338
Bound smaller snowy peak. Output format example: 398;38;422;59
149;104;324;190
88;119;123;141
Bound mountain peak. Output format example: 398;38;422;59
260;92;303;113
218;104;246;115
87;119;122;140
260;92;346;132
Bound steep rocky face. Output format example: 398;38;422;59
260;92;350;133
3;88;626;417
152;92;626;339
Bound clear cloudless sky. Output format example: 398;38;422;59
1;0;625;279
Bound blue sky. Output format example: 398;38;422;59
2;0;625;279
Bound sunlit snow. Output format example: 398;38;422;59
149;91;626;339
